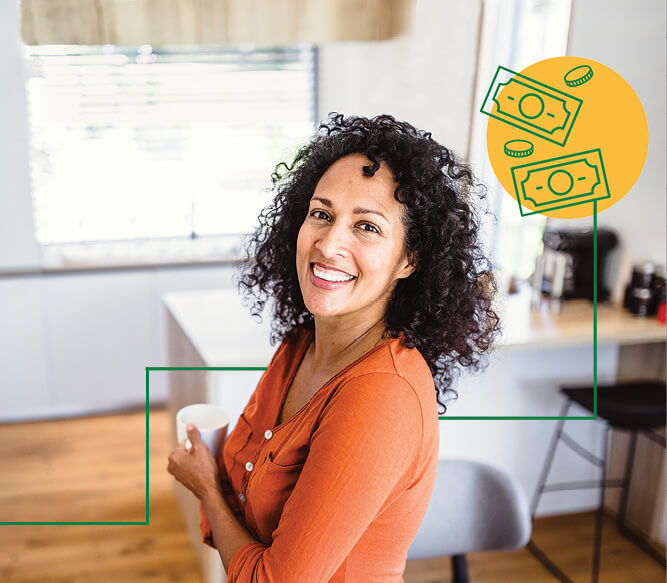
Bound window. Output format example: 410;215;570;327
470;0;572;288
25;44;317;266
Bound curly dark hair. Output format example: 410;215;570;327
235;113;500;414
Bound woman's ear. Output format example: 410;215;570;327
398;251;418;279
409;250;419;270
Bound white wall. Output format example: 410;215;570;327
0;0;41;270
568;0;666;300
318;0;482;158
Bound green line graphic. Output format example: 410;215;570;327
441;203;599;421
0;379;149;526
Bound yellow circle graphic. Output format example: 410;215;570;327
485;56;648;219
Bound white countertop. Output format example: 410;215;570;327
164;288;276;366
498;288;666;351
163;287;666;366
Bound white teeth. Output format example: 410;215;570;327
312;264;354;282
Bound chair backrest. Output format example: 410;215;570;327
407;459;532;560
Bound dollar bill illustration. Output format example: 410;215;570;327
481;66;582;146
511;149;610;216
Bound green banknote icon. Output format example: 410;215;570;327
511;149;610;216
481;66;582;146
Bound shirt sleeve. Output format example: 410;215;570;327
226;372;424;583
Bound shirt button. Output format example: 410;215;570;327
264;429;273;440
238;493;246;502
245;461;254;472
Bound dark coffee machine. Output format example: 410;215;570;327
533;227;618;304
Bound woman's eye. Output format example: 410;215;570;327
311;210;330;221
359;223;379;234
309;211;378;234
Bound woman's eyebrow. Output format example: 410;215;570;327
310;196;333;207
354;207;389;223
310;196;388;223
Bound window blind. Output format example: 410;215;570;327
25;44;317;248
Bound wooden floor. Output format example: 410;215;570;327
0;410;664;583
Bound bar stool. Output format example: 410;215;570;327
407;459;531;583
527;380;666;583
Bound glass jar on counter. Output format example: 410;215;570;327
624;261;657;317
648;266;665;317
628;287;652;317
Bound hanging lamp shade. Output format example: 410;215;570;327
21;0;414;45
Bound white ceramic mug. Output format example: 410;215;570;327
176;403;229;457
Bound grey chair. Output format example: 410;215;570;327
407;459;532;583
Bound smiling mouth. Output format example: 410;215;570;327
310;263;356;283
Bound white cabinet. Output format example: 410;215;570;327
44;271;154;411
0;263;237;421
0;278;51;420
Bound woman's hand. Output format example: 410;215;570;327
167;424;221;500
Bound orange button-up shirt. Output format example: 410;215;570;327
200;326;439;582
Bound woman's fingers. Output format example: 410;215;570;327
177;438;191;451
186;423;202;445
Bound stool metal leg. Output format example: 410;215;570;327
592;424;610;583
526;540;575;583
531;399;571;517
527;398;576;583
643;429;667;447
451;554;469;583
616;430;638;531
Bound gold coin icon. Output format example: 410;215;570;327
504;139;534;158
564;65;594;87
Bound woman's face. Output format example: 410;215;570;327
295;153;415;325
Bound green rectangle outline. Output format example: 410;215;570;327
1;376;150;526
445;200;599;420
3;205;599;525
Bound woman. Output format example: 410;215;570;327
168;113;499;582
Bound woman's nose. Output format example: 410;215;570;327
315;222;350;259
